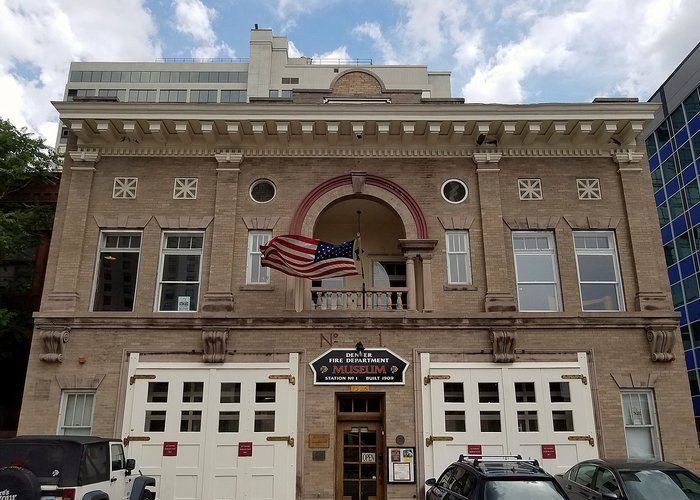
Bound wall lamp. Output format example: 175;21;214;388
355;341;365;356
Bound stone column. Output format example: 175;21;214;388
405;256;416;311
44;151;99;312
201;152;242;313
421;254;434;312
399;239;437;312
614;151;670;311
474;152;516;312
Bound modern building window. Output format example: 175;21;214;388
247;231;271;284
159;89;187;103
92;232;141;311
573;231;624;311
445;231;471;285
621;390;661;459
220;90;247;103
58;391;95;435
97;89;126;101
128;89;157;102
512;232;561;311
190;90;218;103
281;77;299;84
156;232;204;312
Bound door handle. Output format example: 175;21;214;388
110;477;117;483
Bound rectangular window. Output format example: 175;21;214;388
220;90;247;103
247;231;271;284
92;231;141;311
156;232;204;311
445;231;472;284
190;90;218;103
512;231;561;311
574;231;624;311
128;89;157;102
58;391;94;435
621;390;661;459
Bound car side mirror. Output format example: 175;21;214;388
425;478;436;486
125;458;136;476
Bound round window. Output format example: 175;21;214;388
250;179;276;203
441;179;468;203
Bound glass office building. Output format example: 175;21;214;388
644;42;700;433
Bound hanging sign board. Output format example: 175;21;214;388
309;347;408;385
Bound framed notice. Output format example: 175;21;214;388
387;446;415;483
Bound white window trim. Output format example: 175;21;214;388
621;389;662;460
445;231;472;285
573;231;625;312
90;230;142;312
57;390;95;436
512;231;561;312
247;230;271;284
155;231;205;312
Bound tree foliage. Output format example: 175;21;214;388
0;118;59;360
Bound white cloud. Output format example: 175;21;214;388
172;0;235;60
287;40;303;58
0;0;161;143
460;0;699;103
312;46;352;64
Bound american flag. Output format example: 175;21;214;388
260;235;359;279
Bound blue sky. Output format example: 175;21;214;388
0;0;698;144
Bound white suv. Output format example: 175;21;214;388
0;435;155;500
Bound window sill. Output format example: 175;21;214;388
444;285;478;291
239;284;275;291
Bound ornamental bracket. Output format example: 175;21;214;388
39;328;69;363
646;327;675;362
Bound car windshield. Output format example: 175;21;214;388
621;469;700;500
484;479;566;499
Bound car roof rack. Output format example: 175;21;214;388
458;454;541;469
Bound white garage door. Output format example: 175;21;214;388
421;352;598;477
122;353;298;500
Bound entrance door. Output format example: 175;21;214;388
336;395;384;500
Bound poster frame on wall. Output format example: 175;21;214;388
386;446;416;484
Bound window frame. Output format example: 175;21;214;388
247;230;272;285
155;231;205;312
573;231;625;312
445;231;472;285
91;230;142;312
512;231;562;312
57;390;95;436
621;389;662;460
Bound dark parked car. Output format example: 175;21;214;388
556;458;700;500
0;435;155;500
425;454;570;499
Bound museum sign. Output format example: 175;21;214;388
309;347;409;385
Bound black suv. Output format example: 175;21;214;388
425;455;570;500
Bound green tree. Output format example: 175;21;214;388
0;118;59;431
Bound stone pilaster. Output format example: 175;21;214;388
44;151;99;312
421;254;434;312
474;153;516;312
614;151;670;311
399;239;437;312
201;153;242;313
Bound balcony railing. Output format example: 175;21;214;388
311;287;408;311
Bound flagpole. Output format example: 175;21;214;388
356;210;366;309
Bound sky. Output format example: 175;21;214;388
0;0;698;146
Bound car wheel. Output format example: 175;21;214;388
0;466;41;500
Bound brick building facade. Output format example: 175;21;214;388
17;30;700;500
